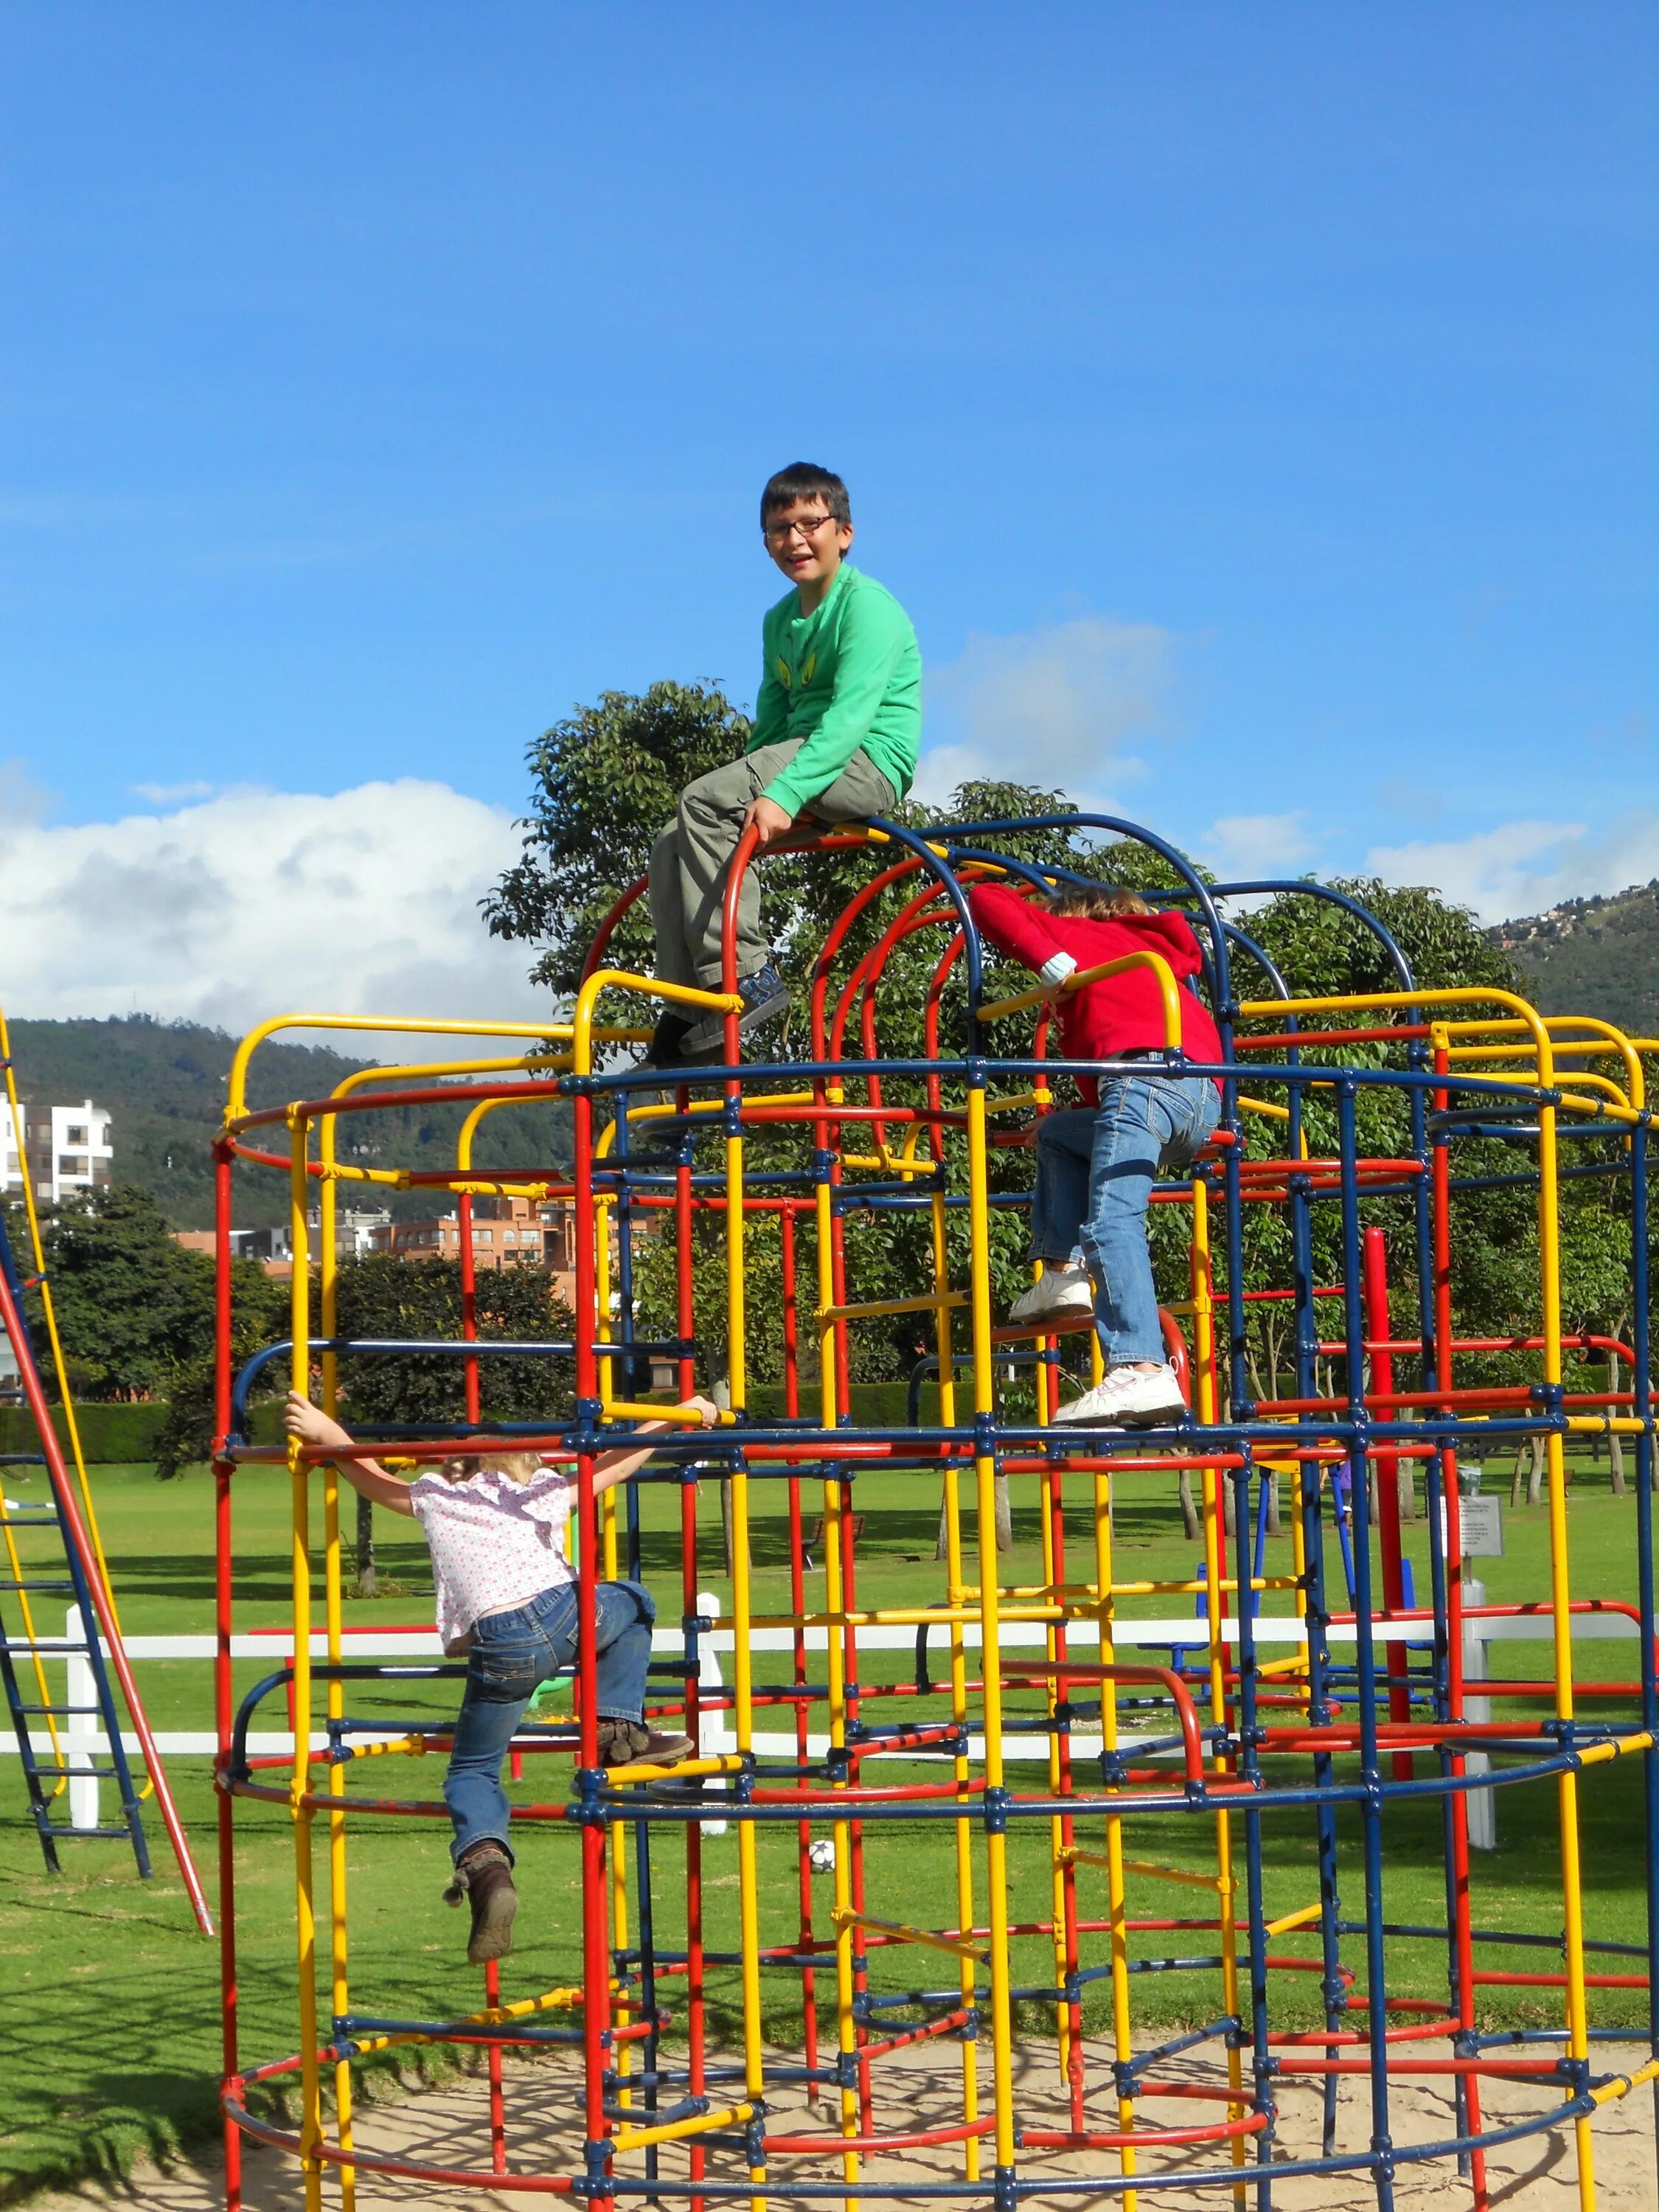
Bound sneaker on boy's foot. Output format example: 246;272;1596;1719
442;1840;518;1964
1006;1264;1095;1326
1050;1363;1187;1429
681;964;790;1056
594;1718;697;1769
641;1009;698;1069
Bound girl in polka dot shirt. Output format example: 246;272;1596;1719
285;1388;717;1963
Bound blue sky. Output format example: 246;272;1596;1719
1;4;1655;1026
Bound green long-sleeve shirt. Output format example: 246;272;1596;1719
748;563;922;818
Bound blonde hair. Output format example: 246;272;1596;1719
1046;884;1152;922
437;1450;545;1486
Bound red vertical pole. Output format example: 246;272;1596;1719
781;1205;819;2090
214;1140;243;2212
0;1263;211;1930
459;1191;481;1427
1364;1227;1413;1781
1048;1459;1084;2129
484;1955;507;2172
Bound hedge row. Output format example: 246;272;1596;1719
0;1401;173;1463
0;1385;948;1469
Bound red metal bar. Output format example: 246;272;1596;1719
213;1138;243;2212
1364;1226;1413;1783
0;1259;214;1934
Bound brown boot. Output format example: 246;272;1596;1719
442;1840;518;1964
594;1718;696;1769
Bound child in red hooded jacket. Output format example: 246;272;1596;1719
968;879;1222;1427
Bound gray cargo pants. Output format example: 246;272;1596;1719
648;739;895;990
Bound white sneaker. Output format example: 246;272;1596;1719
1006;1265;1095;1326
1050;1363;1187;1428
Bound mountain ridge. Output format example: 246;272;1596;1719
1489;879;1659;1040
2;1014;572;1232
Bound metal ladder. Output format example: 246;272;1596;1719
0;1428;153;1873
0;1009;212;1927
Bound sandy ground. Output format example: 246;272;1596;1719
24;2038;1659;2211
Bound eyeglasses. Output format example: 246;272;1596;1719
763;512;838;546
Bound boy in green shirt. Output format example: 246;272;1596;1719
646;462;922;1064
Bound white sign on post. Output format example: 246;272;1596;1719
1436;1492;1504;1562
1458;1495;1504;1559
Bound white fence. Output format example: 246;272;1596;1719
8;1601;1639;1848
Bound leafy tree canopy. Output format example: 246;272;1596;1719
490;684;1650;1402
8;1183;285;1405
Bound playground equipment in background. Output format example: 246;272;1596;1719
0;1011;212;1927
211;815;1656;2211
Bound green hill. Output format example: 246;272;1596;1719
3;1015;572;1232
1492;880;1659;1040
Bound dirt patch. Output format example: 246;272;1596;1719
22;2039;1658;2209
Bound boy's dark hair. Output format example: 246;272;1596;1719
760;462;850;527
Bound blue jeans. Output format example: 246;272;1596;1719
444;1578;657;1865
1028;1075;1221;1366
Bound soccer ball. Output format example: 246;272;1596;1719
808;1838;835;1874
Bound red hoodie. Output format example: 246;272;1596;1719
967;881;1224;1102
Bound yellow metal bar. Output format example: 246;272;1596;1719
964;1082;1017;2177
613;2101;756;2154
315;1110;356;2211
1263;1900;1326;1937
0;1006;128;1656
286;1112;323;2212
571;970;739;1080
816;1290;967;1323
978;948;1182;1048
832;1907;989;1962
718;1075;766;2205
603;1752;748;1782
926;1150;981;2183
1060;1849;1222;1891
227;1013;592;1123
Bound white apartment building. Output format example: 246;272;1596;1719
0;1098;114;1203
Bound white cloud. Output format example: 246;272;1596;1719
1366;813;1659;923
1200;810;1317;881
0;778;555;1046
130;779;215;805
914;618;1174;812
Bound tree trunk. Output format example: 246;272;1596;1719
1510;1442;1526;1509
1526;1436;1546;1508
941;1474;1015;1558
1178;1469;1201;1543
1397;1462;1416;1523
1608;1354;1627;1495
720;1477;738;1581
1265;1466;1281;1537
355;1490;376;1597
712;1375;737;1579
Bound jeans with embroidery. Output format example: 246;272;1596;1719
1027;1075;1221;1366
443;1578;655;1864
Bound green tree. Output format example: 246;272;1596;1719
484;681;756;995
489;690;1651;1466
330;1253;576;1427
327;1255;577;1591
8;1183;284;1405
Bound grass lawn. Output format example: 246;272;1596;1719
1;1446;1655;2202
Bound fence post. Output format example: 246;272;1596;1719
65;1607;101;1831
